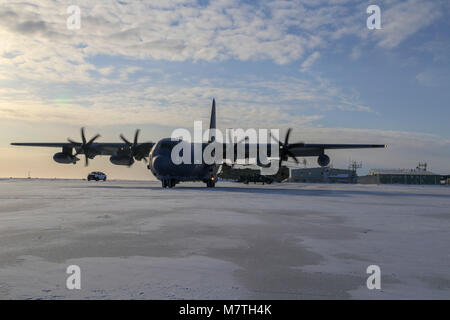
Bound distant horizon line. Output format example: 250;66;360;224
0;177;156;181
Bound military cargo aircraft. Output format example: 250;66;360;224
11;99;385;188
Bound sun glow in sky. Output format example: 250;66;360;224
1;0;450;179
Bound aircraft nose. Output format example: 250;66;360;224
152;156;168;175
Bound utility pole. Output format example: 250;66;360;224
416;162;427;172
348;160;362;183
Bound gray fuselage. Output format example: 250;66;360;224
148;138;219;182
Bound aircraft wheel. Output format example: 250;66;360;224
162;180;168;188
206;180;216;188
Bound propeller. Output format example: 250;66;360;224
120;129;148;164
68;127;101;166
270;128;304;166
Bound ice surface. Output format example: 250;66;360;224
0;179;448;299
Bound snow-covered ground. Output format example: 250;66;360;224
0;179;448;299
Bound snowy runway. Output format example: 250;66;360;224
0;179;448;299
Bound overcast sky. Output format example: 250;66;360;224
1;0;449;179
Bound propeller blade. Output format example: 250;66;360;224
87;134;100;145
134;129;140;145
237;136;249;144
285;128;292;146
269;132;281;145
67;138;81;146
84;154;89;166
286;150;299;164
120;134;131;145
81;127;86;145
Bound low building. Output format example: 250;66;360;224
358;168;442;185
289;167;357;183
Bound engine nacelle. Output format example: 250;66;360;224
317;154;330;167
110;155;134;166
53;153;79;164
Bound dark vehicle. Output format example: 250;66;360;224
87;171;107;181
219;163;289;184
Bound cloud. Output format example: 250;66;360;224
300;51;320;73
0;0;445;84
417;40;450;62
375;0;442;49
416;69;450;87
0;1;440;124
0;79;326;128
97;66;115;76
13;20;48;35
350;46;361;60
0;70;377;132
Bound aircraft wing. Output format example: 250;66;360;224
289;143;386;157
12;142;76;148
11;142;155;156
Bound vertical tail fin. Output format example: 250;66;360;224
209;98;216;142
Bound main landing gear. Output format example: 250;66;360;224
161;178;217;188
162;179;177;188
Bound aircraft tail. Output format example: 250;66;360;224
209;98;216;142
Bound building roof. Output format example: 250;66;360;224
369;169;438;176
291;167;352;172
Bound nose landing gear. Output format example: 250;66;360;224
205;177;216;188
